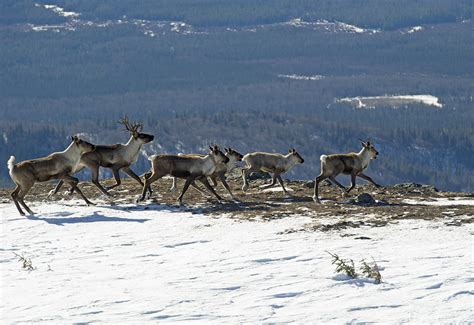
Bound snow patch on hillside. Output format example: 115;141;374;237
36;3;80;18
278;74;325;81
284;18;379;34
407;26;424;34
1;201;472;323
26;6;379;37
337;95;443;109
29;4;199;36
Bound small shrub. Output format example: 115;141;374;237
361;259;382;284
327;251;382;284
13;252;35;271
326;251;357;279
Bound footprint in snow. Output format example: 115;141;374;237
164;240;210;248
272;291;303;298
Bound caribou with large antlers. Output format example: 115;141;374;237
50;116;154;197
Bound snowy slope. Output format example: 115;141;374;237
1;201;472;323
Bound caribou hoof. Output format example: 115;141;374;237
312;196;321;203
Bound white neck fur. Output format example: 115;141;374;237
358;147;371;170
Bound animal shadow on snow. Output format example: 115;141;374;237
98;201;194;214
196;199;281;214
265;195;314;203
122;198;282;215
26;211;150;226
332;274;378;287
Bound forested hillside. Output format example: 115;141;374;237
0;0;472;191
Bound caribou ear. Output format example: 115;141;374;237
289;149;292;153
366;141;371;146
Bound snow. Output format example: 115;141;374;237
1;201;472;323
259;184;294;192
283;18;379;34
31;24;71;32
337;95;443;109
403;197;474;206
278;74;324;81
41;4;80;18
170;22;192;34
396;95;442;107
407;26;424;34
29;4;198;37
27;7;380;37
335;21;366;33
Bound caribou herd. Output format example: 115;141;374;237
7;117;381;215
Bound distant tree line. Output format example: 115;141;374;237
0;0;472;191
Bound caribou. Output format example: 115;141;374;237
313;140;381;203
50;116;154;197
139;145;229;204
168;147;244;200
241;149;304;196
7;136;96;215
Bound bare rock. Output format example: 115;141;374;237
393;183;439;192
356;193;376;204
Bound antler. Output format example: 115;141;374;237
118;115;143;133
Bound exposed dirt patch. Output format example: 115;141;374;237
1;175;472;232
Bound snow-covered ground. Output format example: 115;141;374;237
1;201;472;323
404;197;474;206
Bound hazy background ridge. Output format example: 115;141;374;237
0;0;472;191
